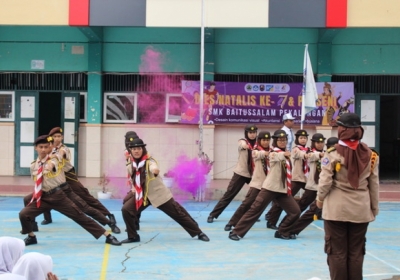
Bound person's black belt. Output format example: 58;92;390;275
42;183;67;196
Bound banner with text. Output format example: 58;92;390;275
180;81;354;126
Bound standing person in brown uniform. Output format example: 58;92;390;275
266;129;310;229
120;137;210;243
316;113;379;280
289;136;338;236
47;127;120;234
207;125;258;223
19;135;121;246
224;131;271;232
228;130;301;241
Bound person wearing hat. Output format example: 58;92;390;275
281;112;296;152
315;113;379;280
19;135;122;246
266;129;311;230
121;137;210;243
207;124;258;223
289;136;340;235
228;129;300;241
224;131;271;232
39;127;120;233
287;133;326;236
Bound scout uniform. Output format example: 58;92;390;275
121;137;210;243
316;113;379;280
224;131;271;231
266;129;309;229
207;124;258;223
229;130;301;241
19;135;121;246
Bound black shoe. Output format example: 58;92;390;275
289;233;297;240
207;216;214;223
105;235;122;246
274;231;290;240
266;222;278;230
256;219;261;222
228;232;240;241
24;235;37;246
31;221;39;232
224;224;232;231
198;232;210;242
121;235;141;243
41;219;52;225
265;213;269;221
109;224;121;234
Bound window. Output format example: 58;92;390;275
103;93;137;123
0;91;15;121
80;92;87;122
165;93;182;123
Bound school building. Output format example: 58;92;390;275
0;0;399;182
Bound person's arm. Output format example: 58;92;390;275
238;139;248;150
149;159;160;176
316;154;335;208
368;155;380;217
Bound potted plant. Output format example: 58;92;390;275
97;173;112;199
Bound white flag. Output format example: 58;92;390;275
301;44;318;123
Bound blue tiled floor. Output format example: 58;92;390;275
1;197;400;280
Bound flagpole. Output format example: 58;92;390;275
301;44;306;130
199;0;205;157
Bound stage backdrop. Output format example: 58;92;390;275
180;81;354;126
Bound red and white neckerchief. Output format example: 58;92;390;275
339;139;359;150
257;146;270;175
296;145;310;176
29;155;49;208
273;147;292;195
131;155;148;210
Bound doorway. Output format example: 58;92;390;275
379;95;400;180
39;92;61;135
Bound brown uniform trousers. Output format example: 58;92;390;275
324;220;369;280
20;186;105;239
23;183;110;226
266;181;305;226
122;191;201;239
232;188;300;238
289;190;318;235
228;187;260;227
209;173;251;219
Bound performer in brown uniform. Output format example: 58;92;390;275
224;131;271;232
19;135;121;246
120;137;210;243
287;133;326;235
207;124;257;223
23;127;121;233
316;113;379;280
228;130;301;241
266;129;310;229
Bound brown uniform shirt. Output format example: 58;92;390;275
317;149;379;222
30;157;66;192
291;146;307;183
248;150;268;190
305;151;322;191
261;151;288;194
233;139;252;178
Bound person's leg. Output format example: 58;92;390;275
290;200;319;235
280;189;316;228
120;191;140;242
230;189;275;239
324;220;349;280
208;173;250;221
347;222;369;280
275;195;300;238
158;198;202;237
227;187;260;228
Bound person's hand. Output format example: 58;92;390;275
316;198;323;209
319;152;324;158
284;151;291;157
47;272;59;280
153;168;160;176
